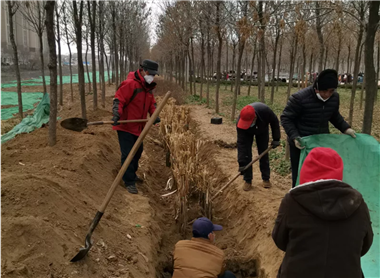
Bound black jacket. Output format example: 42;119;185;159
272;180;373;278
281;86;350;141
237;102;281;141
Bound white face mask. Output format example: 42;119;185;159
316;93;330;102
250;118;257;127
144;75;154;84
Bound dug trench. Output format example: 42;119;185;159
1;79;286;278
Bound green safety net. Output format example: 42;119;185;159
1;91;43;120
1;93;50;144
297;134;380;278
1;71;110;89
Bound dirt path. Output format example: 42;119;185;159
189;104;290;278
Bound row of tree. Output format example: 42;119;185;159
152;1;380;135
6;0;151;146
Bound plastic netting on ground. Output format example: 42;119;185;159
297;134;380;278
1;91;43;120
1;71;111;89
1;93;51;144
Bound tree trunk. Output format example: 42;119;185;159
362;0;379;134
308;52;313;84
335;33;342;74
7;1;23;119
191;37;196;95
200;31;205;99
360;66;365;110
248;42;257;96
63;5;73;101
105;52;111;86
316;1;324;73
73;0;86;119
85;34;91;93
301;43;306;88
112;3;119;90
276;35;283;92
99;1;106;108
271;29;280;104
206;30;211;106
38;33;47;94
347;44;351;73
323;46;328;69
188;50;193;95
231;42;236;92
232;37;246;120
287;32;298;100
45;1;57;146
55;5;63;106
225;38;228;90
215;1;222;114
348;10;365;125
88;0;97;110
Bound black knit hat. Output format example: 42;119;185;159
315;69;338;91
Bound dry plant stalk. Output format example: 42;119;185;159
158;97;216;236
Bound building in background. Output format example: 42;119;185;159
1;1;48;66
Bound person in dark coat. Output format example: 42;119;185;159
272;147;373;278
237;103;281;191
112;59;160;194
281;69;356;187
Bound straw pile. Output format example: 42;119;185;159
159;97;216;236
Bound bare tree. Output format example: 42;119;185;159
55;3;63;106
362;1;380;134
62;0;74;101
6;1;23;119
45;0;57;146
21;1;47;94
73;0;86;119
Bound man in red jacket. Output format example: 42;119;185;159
112;59;160;194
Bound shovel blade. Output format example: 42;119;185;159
70;246;91;262
61;118;88;132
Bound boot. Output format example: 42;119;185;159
243;182;252;191
135;175;143;183
263;180;272;189
125;183;138;194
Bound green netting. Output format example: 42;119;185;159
1;91;43;120
1;71;110;89
1;93;51;144
297;134;380;278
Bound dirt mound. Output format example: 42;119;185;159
1;85;178;278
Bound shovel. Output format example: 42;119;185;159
212;146;272;200
70;91;171;262
61;118;148;132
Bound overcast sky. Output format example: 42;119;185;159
60;0;162;55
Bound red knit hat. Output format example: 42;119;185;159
237;105;256;129
299;147;344;184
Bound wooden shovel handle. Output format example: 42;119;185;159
99;92;172;213
88;119;149;126
212;146;272;200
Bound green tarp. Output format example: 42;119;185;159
1;93;50;144
1;91;43;120
297;134;380;278
1;71;110;89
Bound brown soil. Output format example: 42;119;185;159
1;83;179;278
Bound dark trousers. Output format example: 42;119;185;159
289;140;301;188
117;131;143;186
219;270;236;278
237;129;270;183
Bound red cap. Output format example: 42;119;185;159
237;105;256;129
300;147;344;184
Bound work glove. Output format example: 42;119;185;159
153;116;161;125
293;137;305;150
112;116;120;126
344;128;356;138
271;141;280;149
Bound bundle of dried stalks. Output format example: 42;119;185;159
158;97;217;236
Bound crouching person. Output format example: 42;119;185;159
272;147;373;278
172;217;236;278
